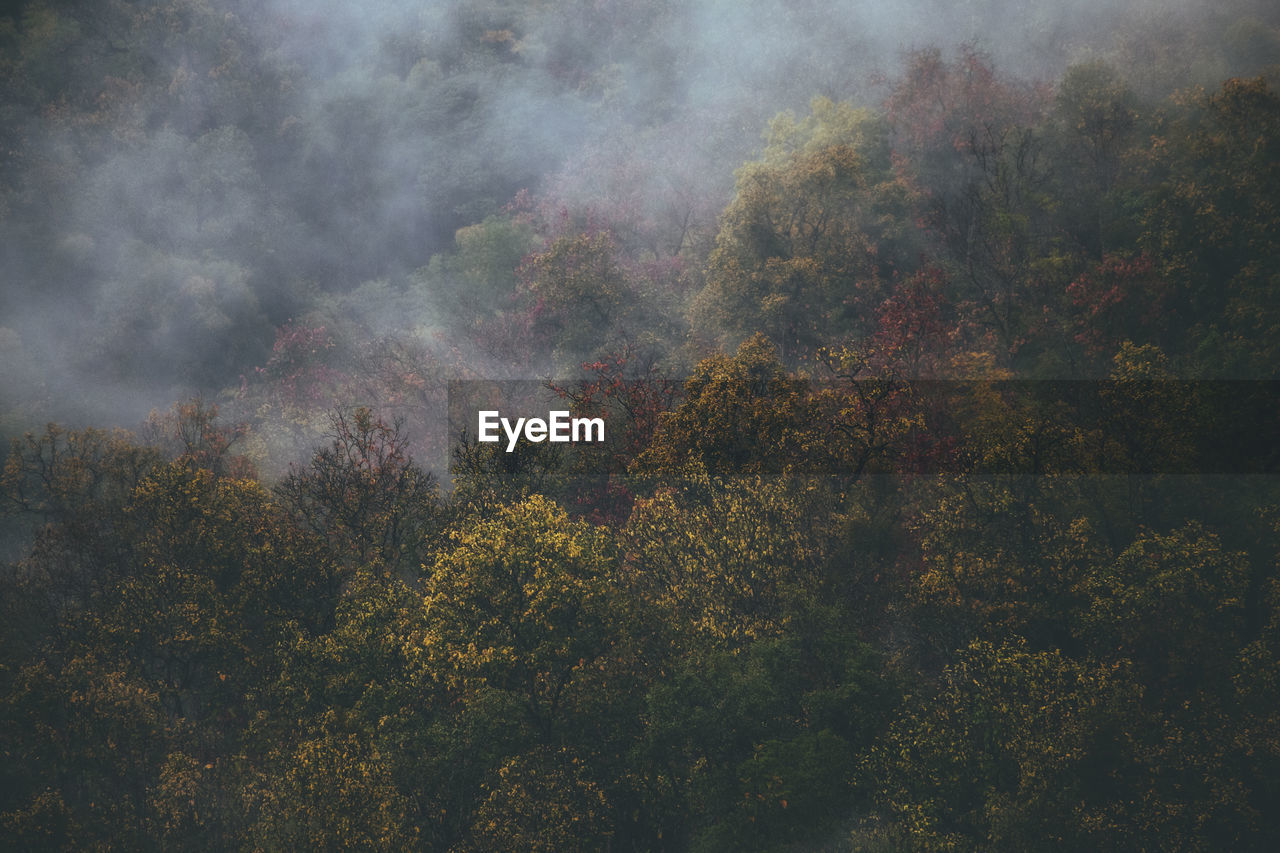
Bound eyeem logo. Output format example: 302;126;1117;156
478;410;605;452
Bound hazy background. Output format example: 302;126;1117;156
1;0;1276;445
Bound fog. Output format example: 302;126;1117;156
0;0;1275;445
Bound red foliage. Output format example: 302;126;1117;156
885;45;1048;158
255;320;350;413
543;347;680;524
472;292;554;374
870;266;954;376
550;347;680;470
884;45;1050;255
1066;253;1166;358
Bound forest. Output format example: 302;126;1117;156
2;0;1280;849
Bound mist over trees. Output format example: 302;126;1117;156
2;0;1280;849
2;0;1276;429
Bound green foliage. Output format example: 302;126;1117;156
467;746;613;853
4;12;1280;849
875;640;1147;852
246;731;419;852
1;423;343;850
1076;522;1249;691
1;655;167;851
422;213;536;329
520;230;644;369
623;469;828;645
415;495;622;740
638;334;815;477
1048;61;1142;260
633;628;895;851
693;98;918;360
1130;76;1280;375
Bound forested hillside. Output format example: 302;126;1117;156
3;0;1280;849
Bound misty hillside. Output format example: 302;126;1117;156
2;0;1280;850
2;0;1277;433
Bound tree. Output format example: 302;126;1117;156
1065;254;1168;364
414;496;623;743
875;640;1149;851
622;470;828;647
692;97;920;361
1;423;159;659
143;397;254;479
241;563;437;850
274;407;441;577
117;463;340;718
405;495;643;842
1075;522;1249;695
1049;61;1140;258
1;451;341;850
420;213;536;331
1131;76;1280;375
885;47;1057;368
519;230;639;370
639;334;929;482
636;334;814;478
466;745;612;853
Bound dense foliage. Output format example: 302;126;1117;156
3;0;1280;849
